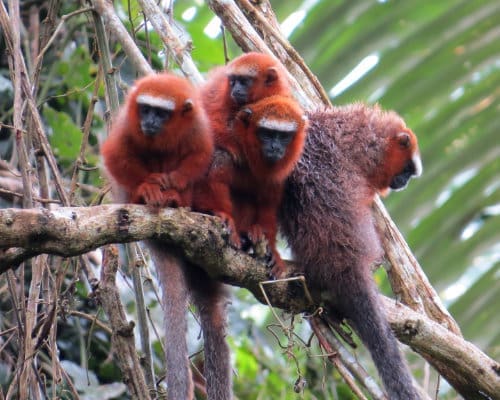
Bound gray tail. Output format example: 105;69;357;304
329;267;421;400
148;241;194;400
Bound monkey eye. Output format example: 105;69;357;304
397;132;411;149
229;75;252;88
138;104;172;121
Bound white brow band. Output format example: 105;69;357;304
258;117;297;132
231;66;258;77
412;153;423;177
136;94;175;110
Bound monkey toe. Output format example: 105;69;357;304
160;189;181;208
214;212;241;248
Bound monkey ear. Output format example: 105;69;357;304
397;132;411;148
182;99;193;114
265;67;279;85
238;108;253;127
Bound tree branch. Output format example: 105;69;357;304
0;205;498;397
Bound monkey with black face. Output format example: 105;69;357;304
279;103;422;399
193;95;307;278
101;73;232;400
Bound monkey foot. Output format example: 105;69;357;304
268;254;288;280
214;212;241;248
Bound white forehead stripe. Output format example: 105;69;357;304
136;94;175;110
258;117;297;132
412;153;423;177
231;65;258;77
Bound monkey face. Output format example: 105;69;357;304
390;153;422;191
257;127;295;163
138;104;172;136
228;74;254;105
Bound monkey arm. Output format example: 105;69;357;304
102;138;154;192
167;137;213;191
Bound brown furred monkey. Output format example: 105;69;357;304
279;103;423;399
201;52;292;159
193;95;308;279
101;73;232;400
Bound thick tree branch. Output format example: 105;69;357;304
0;205;498;398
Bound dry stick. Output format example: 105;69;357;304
92;0;153;77
98;245;151;400
235;0;331;105
136;0;203;84
127;244;156;391
69;72;100;202
4;1;37;398
91;6;120;119
30;6;92;206
309;317;370;400
0;2;70;207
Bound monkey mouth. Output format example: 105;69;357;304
390;160;418;191
140;123;163;136
263;150;285;164
231;92;248;106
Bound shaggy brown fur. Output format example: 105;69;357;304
279;103;422;399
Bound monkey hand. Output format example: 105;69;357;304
145;173;171;189
133;182;181;208
214;211;241;248
166;171;189;191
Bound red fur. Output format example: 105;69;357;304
101;73;213;207
201;52;292;157
194;96;307;278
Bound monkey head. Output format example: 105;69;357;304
127;74;197;141
226;52;290;106
381;128;422;193
235;95;307;181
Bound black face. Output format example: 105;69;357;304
390;159;417;190
257;127;295;163
229;74;254;105
138;104;172;136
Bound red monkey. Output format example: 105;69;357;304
279;103;423;399
202;52;292;157
101;73;232;400
194;95;308;278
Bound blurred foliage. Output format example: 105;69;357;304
0;0;498;399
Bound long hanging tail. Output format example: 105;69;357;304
187;265;233;400
148;241;194;400
329;266;421;400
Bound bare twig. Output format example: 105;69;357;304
92;0;153;76
309;317;370;400
97;245;151;400
136;0;203;83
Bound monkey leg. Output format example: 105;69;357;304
187;266;233;400
148;241;194;400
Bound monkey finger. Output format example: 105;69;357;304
146;173;171;189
